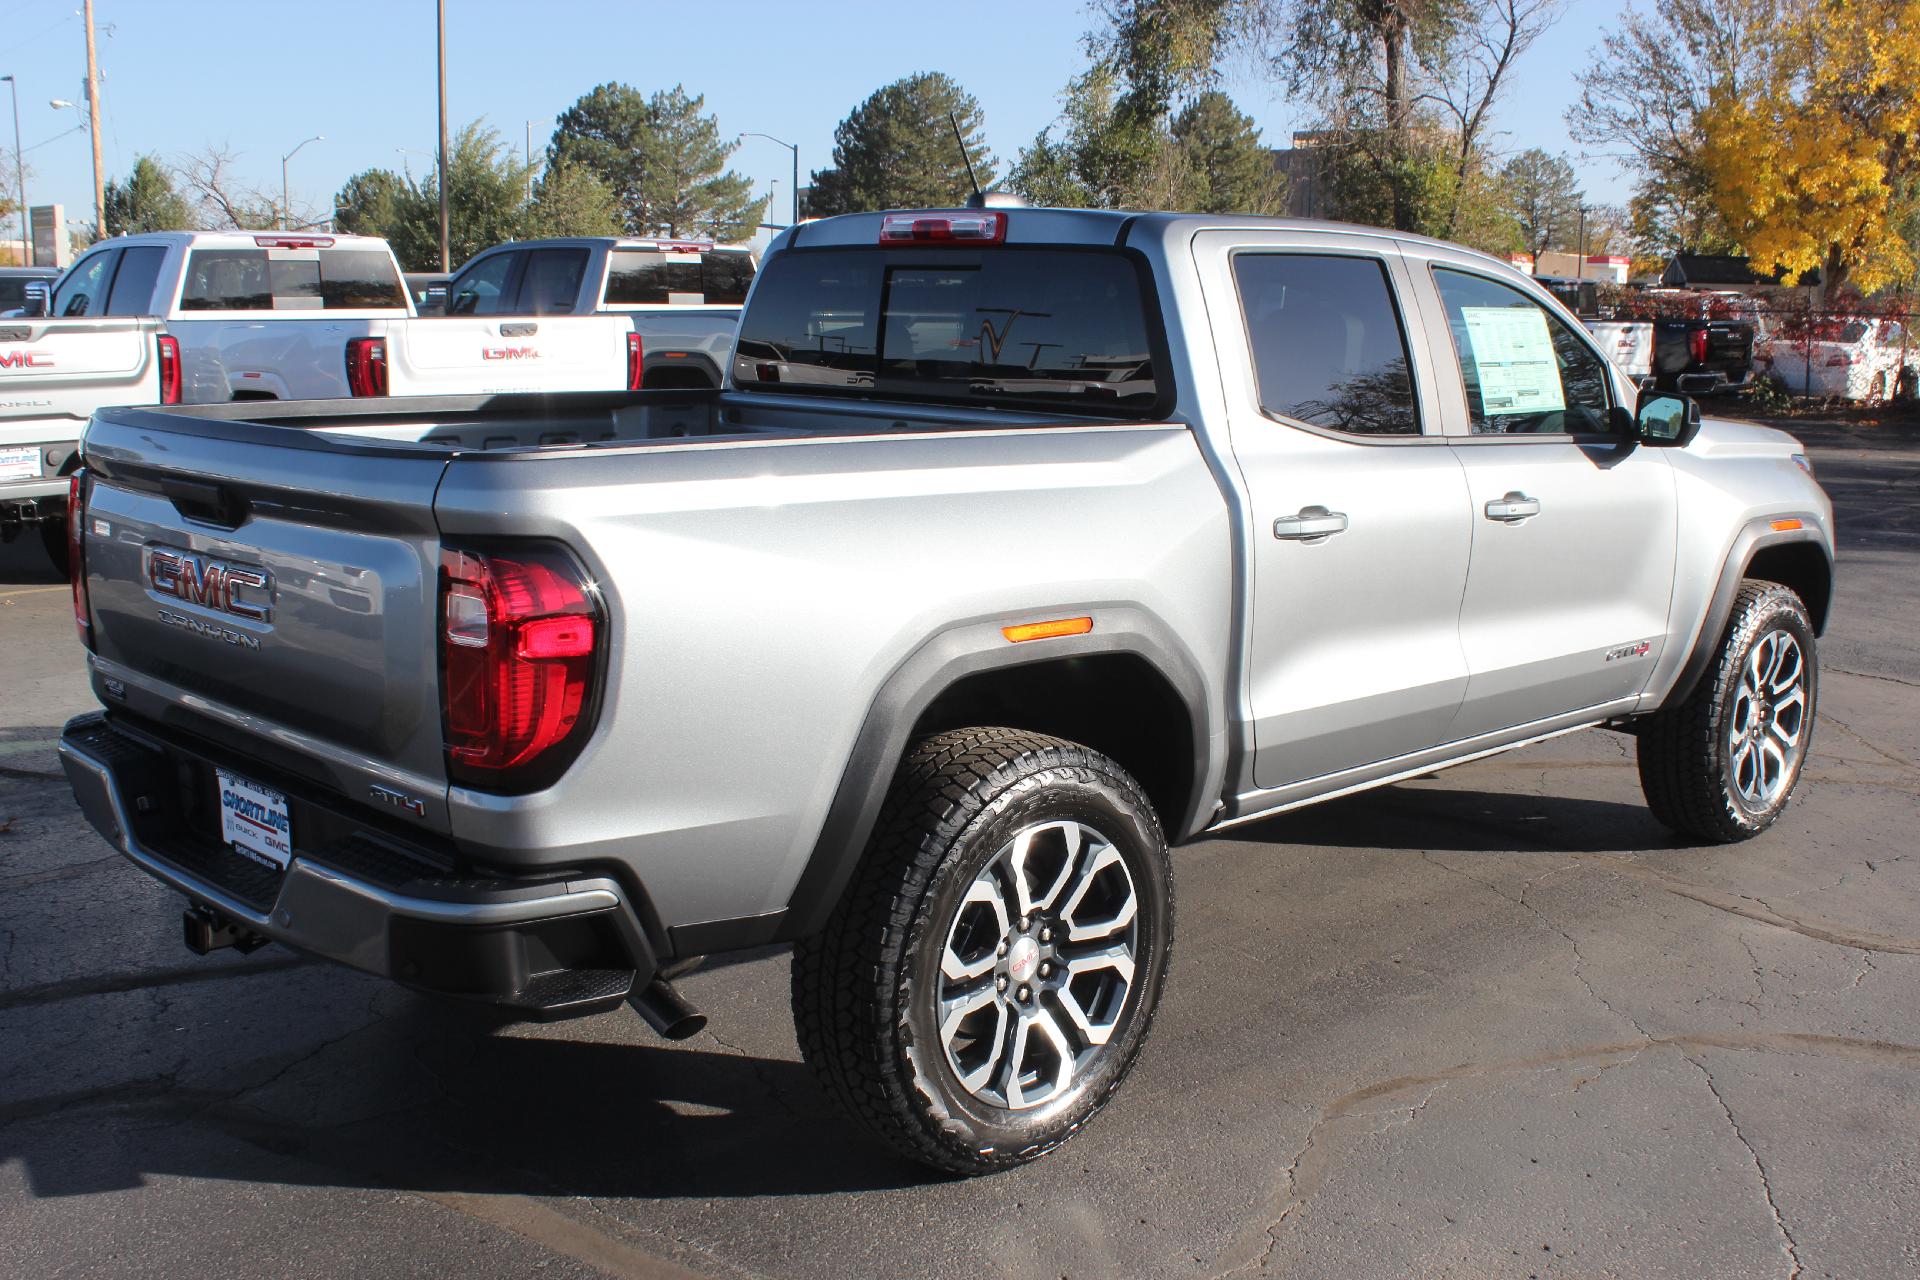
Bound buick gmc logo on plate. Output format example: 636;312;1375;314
147;546;272;623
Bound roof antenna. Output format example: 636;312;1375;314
951;110;983;207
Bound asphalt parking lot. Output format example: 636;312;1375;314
2;414;1916;1280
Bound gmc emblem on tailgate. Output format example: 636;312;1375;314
147;547;272;622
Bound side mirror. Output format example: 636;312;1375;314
1633;388;1702;447
20;281;49;318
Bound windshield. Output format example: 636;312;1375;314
733;246;1164;414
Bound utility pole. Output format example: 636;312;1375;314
435;0;450;271
525;120;533;202
83;0;103;236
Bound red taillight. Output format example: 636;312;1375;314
1825;352;1851;367
1689;329;1709;364
878;210;1006;244
439;545;601;788
68;470;90;645
626;332;644;390
156;334;182;404
346;337;388;397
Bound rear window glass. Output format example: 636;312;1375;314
1234;253;1420;436
605;249;755;305
179;247;407;311
733;247;1162;413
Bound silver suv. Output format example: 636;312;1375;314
59;206;1833;1175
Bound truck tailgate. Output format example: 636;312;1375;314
80;407;453;822
0;319;157;426
389;315;631;394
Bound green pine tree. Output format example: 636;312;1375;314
103;155;193;235
806;73;995;215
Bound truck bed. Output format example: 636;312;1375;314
94;388;1133;454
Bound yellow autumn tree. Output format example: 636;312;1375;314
1701;0;1920;297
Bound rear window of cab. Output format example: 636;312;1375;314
733;246;1164;414
179;247;408;311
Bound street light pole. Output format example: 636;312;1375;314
435;0;450;271
0;77;25;264
281;135;323;232
739;132;798;229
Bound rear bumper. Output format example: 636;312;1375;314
59;712;657;1017
1676;370;1754;395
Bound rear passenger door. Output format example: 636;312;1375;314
1193;230;1475;792
1405;251;1679;736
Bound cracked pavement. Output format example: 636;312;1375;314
3;413;1918;1279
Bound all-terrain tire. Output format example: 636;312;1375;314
791;727;1173;1175
1637;580;1818;843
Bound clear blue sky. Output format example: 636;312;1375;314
3;0;1634;247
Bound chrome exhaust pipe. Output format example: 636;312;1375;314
629;976;707;1040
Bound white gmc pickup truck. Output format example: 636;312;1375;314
438;236;752;388
0;311;176;571
7;232;640;565
32;231;641;403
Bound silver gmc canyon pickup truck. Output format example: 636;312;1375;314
57;205;1833;1174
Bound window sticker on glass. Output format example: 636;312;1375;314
1461;306;1564;416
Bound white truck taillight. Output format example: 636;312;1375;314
439;544;603;791
1688;329;1709;365
627;332;644;390
156;334;182;404
68;470;90;645
878;211;1007;244
346;337;388;396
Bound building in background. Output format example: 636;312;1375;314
30;204;71;269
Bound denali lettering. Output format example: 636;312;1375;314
147;547;270;621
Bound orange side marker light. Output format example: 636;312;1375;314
1769;518;1804;532
1002;616;1094;644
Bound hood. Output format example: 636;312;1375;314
1692;415;1803;458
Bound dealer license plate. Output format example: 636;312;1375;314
216;769;292;870
0;444;38;483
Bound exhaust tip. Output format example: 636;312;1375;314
629;976;707;1041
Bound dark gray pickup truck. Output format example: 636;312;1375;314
58;205;1833;1174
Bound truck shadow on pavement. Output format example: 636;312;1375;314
1232;780;1678;855
0;987;944;1202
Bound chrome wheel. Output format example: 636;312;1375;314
1728;627;1808;809
935;819;1139;1111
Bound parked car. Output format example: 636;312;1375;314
436;236;752;387
0;265;61;315
1756;316;1918;401
0;308;175;571
1535;276;1653;383
28;231;641;402
58;206;1833;1177
402;271;449;313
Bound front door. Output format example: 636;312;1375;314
1410;257;1679;737
1194;231;1475;792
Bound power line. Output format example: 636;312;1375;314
23;122;84;153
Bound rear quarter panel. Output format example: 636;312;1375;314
433;423;1233;929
